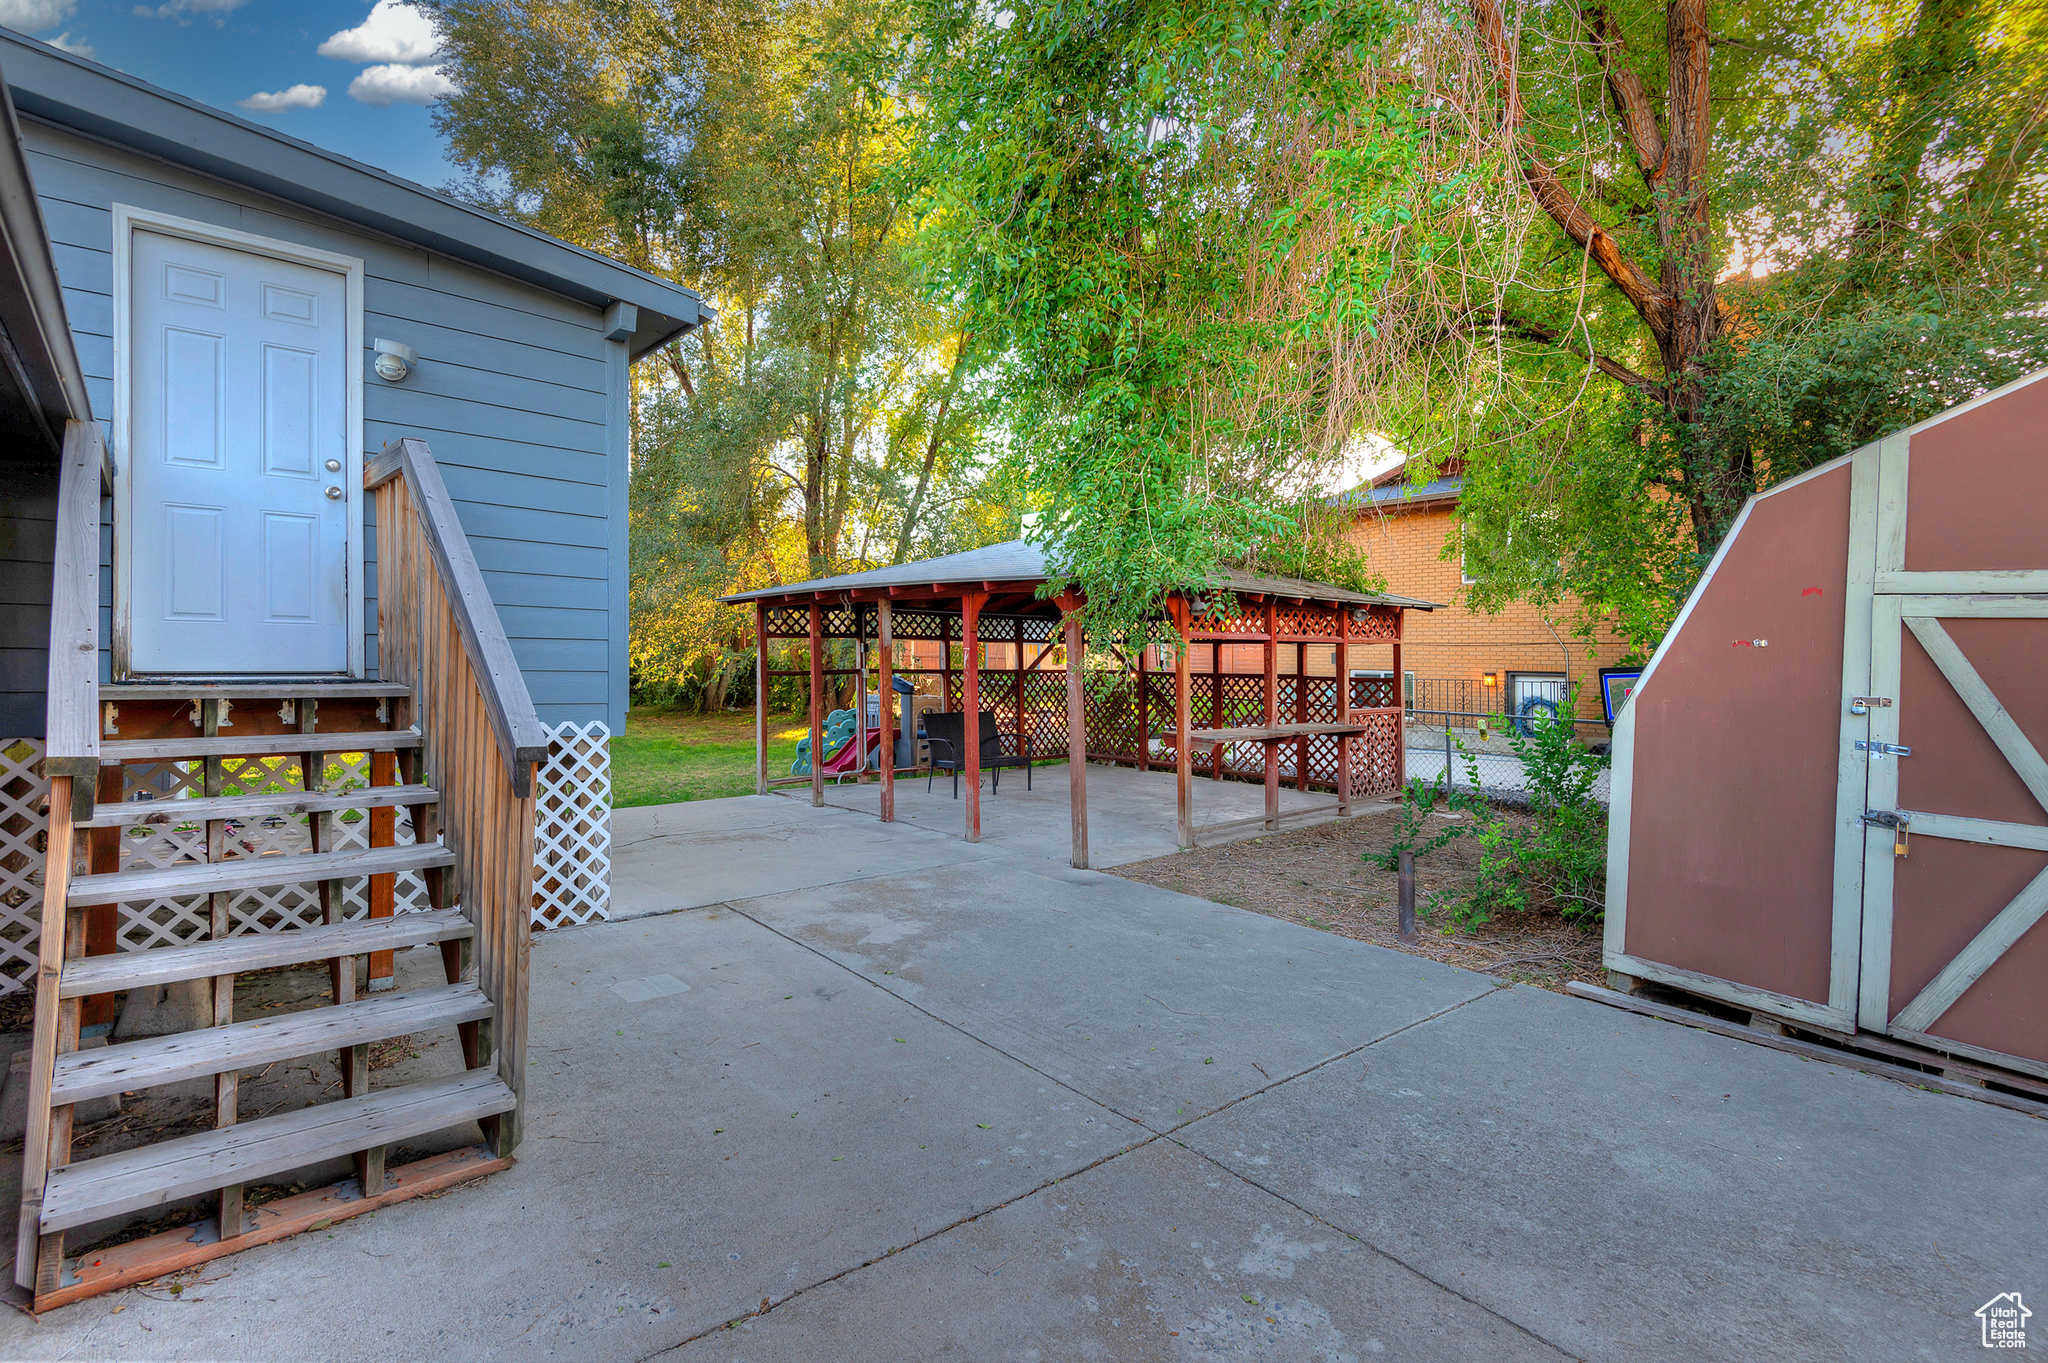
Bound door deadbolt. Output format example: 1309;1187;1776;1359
325;458;342;472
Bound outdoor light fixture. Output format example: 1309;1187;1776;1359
373;338;418;383
1482;672;1498;687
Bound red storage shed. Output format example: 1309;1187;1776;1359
1606;368;2048;1081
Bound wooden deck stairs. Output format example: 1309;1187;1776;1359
17;429;546;1309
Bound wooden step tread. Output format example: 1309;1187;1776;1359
38;1068;515;1234
67;842;454;907
101;728;421;764
103;681;412;702
82;784;440;829
51;982;491;1106
60;908;473;999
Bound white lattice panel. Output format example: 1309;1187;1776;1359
0;740;47;995
0;720;611;994
534;721;610;929
114;751;428;950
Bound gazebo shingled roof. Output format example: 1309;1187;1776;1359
718;539;1437;613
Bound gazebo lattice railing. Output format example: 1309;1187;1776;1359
754;596;1406;798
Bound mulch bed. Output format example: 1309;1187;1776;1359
1110;805;1603;993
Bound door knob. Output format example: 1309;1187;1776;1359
325;486;343;499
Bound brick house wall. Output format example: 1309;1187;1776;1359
1344;489;1633;725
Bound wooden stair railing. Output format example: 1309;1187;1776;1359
365;435;548;1154
14;420;103;1286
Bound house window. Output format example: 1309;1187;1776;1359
1459;544;1476;586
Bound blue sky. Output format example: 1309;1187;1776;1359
0;0;462;190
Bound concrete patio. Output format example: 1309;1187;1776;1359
2;763;2040;1361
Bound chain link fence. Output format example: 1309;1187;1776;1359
1403;707;1613;807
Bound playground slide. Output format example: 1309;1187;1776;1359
820;727;882;775
791;705;883;776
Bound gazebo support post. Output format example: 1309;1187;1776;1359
1172;597;1193;850
853;612;867;784
1392;614;1406;790
1262;600;1278;830
1136;639;1149;772
1013;616;1026;760
808;603;825;808
879;599;895;822
754;603;769;796
1295;635;1310;793
1335;605;1352;816
941;614;953;710
1211;643;1224;783
962;590;987;842
1060;593;1088;868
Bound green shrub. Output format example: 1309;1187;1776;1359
1448;693;1609;931
1368;770;1485;872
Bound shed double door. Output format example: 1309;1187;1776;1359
1843;418;2048;1078
1853;595;2048;1077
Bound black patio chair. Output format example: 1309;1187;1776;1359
922;709;1032;798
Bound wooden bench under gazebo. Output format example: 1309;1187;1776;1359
719;542;1436;867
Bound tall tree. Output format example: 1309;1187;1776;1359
911;0;2048;649
1442;0;2048;645
429;0;999;705
908;0;1407;639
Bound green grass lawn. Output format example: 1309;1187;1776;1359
611;707;810;808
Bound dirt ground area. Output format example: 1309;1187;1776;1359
1111;805;1604;993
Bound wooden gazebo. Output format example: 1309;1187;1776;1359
720;542;1434;867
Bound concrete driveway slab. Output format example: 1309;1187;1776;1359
613;794;824;839
612;797;1004;918
0;906;1143;1362
6;781;2039;1363
735;857;1498;1128
1177;983;2048;1362
669;1137;1568;1363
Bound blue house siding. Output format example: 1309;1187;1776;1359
25;123;630;730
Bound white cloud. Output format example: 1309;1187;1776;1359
0;0;74;31
347;62;453;107
136;0;245;16
239;83;327;112
45;30;92;57
319;0;440;64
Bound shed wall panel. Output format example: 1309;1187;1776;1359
1902;373;2048;572
1622;465;1851;1005
23;123;627;729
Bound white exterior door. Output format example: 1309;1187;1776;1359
127;227;353;674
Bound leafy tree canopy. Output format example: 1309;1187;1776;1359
428;0;1008;708
910;0;2048;650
